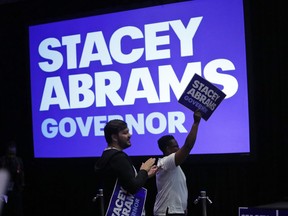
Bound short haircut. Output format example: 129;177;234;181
5;140;16;150
104;119;128;144
158;135;175;153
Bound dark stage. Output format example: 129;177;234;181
0;0;287;215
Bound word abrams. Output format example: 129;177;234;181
187;79;221;111
107;181;147;216
40;60;237;111
179;73;226;121
111;189;139;216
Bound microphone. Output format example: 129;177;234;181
200;191;208;216
92;189;105;216
99;189;104;216
194;190;212;216
92;188;103;202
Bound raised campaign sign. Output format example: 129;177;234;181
178;73;226;121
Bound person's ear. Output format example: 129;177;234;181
111;134;118;142
164;146;169;154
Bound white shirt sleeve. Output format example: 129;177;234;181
157;153;176;171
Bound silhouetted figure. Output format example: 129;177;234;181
154;110;201;216
0;141;24;216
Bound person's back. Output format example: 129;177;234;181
154;111;201;216
154;152;188;215
94;148;125;211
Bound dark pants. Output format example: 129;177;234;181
2;191;24;216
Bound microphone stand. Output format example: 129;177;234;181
193;191;212;216
92;188;104;216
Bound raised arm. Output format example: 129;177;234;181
174;110;201;166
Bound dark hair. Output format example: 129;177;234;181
5;140;17;152
104;119;127;144
158;135;175;153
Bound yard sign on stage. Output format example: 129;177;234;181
29;0;250;158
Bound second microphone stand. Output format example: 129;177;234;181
194;190;212;216
92;188;105;216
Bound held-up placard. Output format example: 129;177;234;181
178;73;226;121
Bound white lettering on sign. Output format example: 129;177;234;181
39;60;237;111
38;17;203;71
41;111;187;138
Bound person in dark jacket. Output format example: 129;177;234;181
94;119;158;215
0;140;25;216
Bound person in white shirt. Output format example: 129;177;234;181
153;110;201;216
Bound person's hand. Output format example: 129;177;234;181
147;165;158;178
140;157;156;173
193;110;202;124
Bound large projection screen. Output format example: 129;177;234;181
29;0;250;158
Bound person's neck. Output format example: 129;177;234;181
106;144;122;151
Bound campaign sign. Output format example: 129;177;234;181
178;73;226;121
29;0;250;157
106;180;147;216
238;207;277;216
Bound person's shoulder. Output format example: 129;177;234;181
110;150;127;160
101;149;127;162
162;153;175;160
95;150;125;172
158;153;176;168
